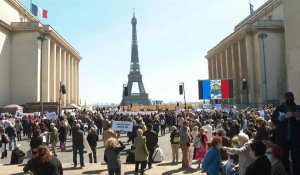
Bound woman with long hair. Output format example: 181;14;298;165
23;144;63;175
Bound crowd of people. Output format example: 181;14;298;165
0;91;300;175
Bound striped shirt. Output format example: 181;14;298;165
271;159;287;175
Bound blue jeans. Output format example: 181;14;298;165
108;168;121;175
9;137;17;150
73;146;84;166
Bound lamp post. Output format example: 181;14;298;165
179;82;187;110
242;79;249;106
258;33;268;105
37;35;47;116
58;82;66;116
122;84;127;111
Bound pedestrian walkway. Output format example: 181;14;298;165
0;161;206;175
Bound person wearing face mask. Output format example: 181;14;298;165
223;133;253;175
244;140;271;175
202;136;222;175
266;144;287;175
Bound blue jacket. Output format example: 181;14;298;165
202;146;221;175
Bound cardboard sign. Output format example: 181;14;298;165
112;121;133;132
259;110;265;117
46;112;57;121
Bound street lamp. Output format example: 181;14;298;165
37;34;47;116
122;84;128;111
58;82;66;116
179;82;187;110
242;79;249;106
258;33;268;105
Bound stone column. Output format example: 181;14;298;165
50;42;56;102
211;57;215;79
208;58;212;79
61;50;67;107
220;52;224;79
245;34;255;104
221;51;227;79
237;41;244;103
74;59;78;105
56;46;61;102
225;49;229;78
70;57;74;103
232;43;241;103
258;33;267;104
77;60;80;105
42;38;51;102
215;55;219;79
66;53;71;105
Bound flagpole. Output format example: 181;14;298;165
30;0;32;12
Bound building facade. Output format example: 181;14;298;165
0;0;81;107
205;0;300;105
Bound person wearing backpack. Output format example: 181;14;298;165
170;126;180;163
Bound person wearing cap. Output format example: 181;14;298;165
10;144;25;164
271;91;300;175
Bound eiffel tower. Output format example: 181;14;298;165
120;13;151;106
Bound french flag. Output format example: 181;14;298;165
198;79;234;100
31;3;48;18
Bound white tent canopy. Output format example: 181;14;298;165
63;104;79;109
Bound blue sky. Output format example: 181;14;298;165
21;0;267;105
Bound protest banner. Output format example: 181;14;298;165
203;104;213;109
112;121;133;132
214;104;222;111
46;112;57;120
259;110;265;117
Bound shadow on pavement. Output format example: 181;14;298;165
82;169;107;174
8;173;23;175
63;166;83;171
124;170;135;175
162;167;198;175
156;162;179;166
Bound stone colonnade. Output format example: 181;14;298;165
207;36;253;104
42;37;80;106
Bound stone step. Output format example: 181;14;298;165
0;161;205;175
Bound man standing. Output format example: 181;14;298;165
50;123;58;156
143;124;158;169
72;124;85;167
96;115;103;135
179;120;191;169
271;92;300;175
